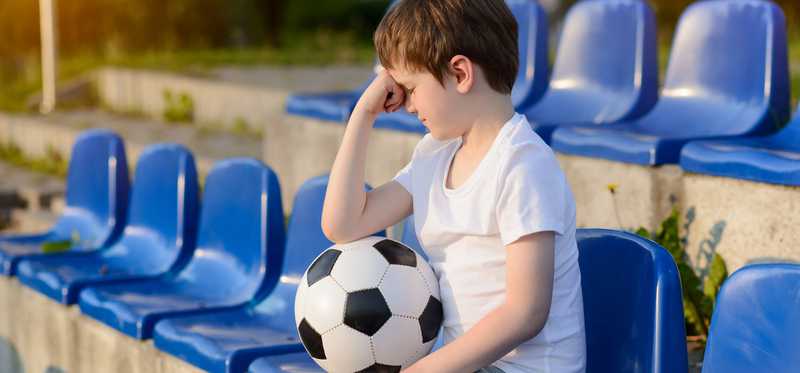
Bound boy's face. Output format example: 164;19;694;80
387;66;466;141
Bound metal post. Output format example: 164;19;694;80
39;0;58;114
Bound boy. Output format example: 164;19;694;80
321;0;586;372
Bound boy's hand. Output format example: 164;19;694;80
353;68;406;119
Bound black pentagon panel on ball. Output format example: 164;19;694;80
344;288;392;336
298;319;326;359
357;363;402;373
419;296;444;343
373;239;417;267
307;249;342;286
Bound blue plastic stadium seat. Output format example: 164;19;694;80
400;216;422;255
249;229;687;373
680;104;800;185
523;0;658;143
152;174;385;373
248;353;323;373
372;0;549;134
701;263;800;373
578;229;687;373
286;85;369;123
551;0;791;165
15;144;199;304
78;159;285;339
0;129;129;276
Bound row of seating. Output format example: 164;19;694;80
1;130;797;373
288;0;800;186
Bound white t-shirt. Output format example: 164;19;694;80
393;113;586;373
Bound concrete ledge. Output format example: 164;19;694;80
0;276;204;373
264;115;422;214
96;67;372;133
682;173;800;273
556;154;683;232
0;113;226;181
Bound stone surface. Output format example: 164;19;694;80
556;153;683;232
0;110;261;182
0;278;204;373
682;173;800;275
96;66;372;133
264;114;422;215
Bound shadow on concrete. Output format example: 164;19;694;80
0;336;24;373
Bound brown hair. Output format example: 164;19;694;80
374;0;518;94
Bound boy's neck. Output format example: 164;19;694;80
459;94;515;154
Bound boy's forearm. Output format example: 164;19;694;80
407;304;544;373
321;110;377;242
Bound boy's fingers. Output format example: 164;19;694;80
387;85;405;107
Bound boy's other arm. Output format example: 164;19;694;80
321;70;412;243
403;231;555;373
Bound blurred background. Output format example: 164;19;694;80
0;0;798;111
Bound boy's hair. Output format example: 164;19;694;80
374;0;518;94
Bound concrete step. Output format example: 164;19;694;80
0;161;65;234
7;209;59;234
0;109;263;179
96;65;372;134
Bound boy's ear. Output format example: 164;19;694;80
449;55;474;94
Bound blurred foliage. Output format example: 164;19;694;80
0;0;390;60
0;0;798;111
0;0;388;111
162;89;195;123
0;141;68;177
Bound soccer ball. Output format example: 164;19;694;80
295;236;443;372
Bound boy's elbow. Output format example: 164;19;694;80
508;303;550;341
321;220;353;244
521;315;547;341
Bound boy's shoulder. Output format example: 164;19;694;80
411;133;460;158
495;115;565;177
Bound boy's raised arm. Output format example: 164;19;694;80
321;70;412;243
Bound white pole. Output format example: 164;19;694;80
39;0;58;114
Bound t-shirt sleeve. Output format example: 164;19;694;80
496;143;568;246
392;159;413;193
393;135;432;193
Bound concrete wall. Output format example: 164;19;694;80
682;173;800;274
0;113;225;181
0;276;204;373
556;154;683;232
96;67;372;134
263;115;422;215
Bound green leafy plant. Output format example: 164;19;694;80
162;89;195;123
41;240;73;254
0;141;68;178
636;209;728;344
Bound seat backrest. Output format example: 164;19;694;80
507;0;548;110
252;174;385;331
550;0;658;109
546;0;657;121
177;159;285;301
702;263;800;373
577;229;687;373
106;144;199;274
54;129;129;248
658;0;790;133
